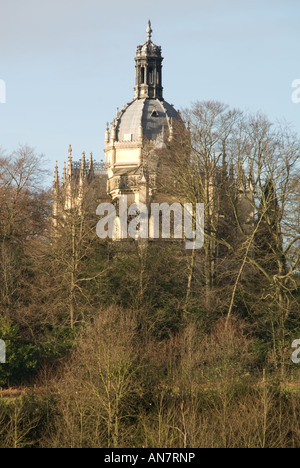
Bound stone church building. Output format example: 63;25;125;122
52;21;182;228
52;21;253;243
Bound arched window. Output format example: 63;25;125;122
157;69;161;85
141;67;145;84
149;67;154;84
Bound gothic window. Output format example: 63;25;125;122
157;70;161;85
141;67;145;84
149;67;154;84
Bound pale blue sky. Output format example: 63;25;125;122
0;0;299;187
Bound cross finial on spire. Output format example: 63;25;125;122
146;19;152;42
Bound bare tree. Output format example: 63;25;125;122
48;306;141;448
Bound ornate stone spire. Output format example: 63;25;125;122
62;161;67;186
111;120;116;141
89;152;94;172
67;144;73;178
134;20;163;99
53;160;59;187
105;122;110;144
87;152;94;181
79;151;86;184
80;151;86;171
146;19;152;42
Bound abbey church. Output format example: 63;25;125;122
52;21;253;241
52;21;185;231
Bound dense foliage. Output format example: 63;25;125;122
0;102;299;448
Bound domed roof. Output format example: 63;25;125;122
114;98;179;143
105;22;181;148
